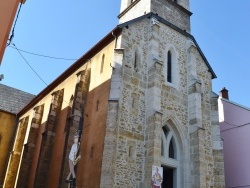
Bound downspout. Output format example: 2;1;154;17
112;31;118;49
110;31;118;70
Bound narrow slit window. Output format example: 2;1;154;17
169;138;175;159
161;138;164;156
90;146;94;158
167;51;172;83
96;100;99;111
134;51;137;69
132;98;135;108
100;54;105;73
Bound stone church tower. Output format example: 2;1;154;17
101;0;225;187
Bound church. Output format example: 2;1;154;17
3;0;225;187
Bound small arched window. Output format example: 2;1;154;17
167;51;172;83
129;146;134;157
100;54;105;73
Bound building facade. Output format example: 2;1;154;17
4;0;225;187
219;88;250;188
0;0;26;65
0;83;34;187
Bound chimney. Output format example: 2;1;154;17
220;87;229;99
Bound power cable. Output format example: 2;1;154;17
12;43;48;86
12;43;72;105
220;119;250;132
8;45;77;61
220;118;250;127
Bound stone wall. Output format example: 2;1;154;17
34;89;64;188
16;104;44;188
119;0;191;32
3;116;29;188
59;68;90;188
151;0;191;32
102;12;225;187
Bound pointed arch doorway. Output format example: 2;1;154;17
161;123;181;188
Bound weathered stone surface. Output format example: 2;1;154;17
101;1;225;186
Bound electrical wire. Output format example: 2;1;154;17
220;119;250;132
220;118;250;127
8;45;77;61
12;43;72;105
12;43;48;86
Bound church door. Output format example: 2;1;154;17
161;125;180;188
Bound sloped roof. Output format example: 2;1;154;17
17;12;217;116
220;97;250;111
18;27;122;116
0;83;35;114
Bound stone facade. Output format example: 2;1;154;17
34;89;64;188
101;0;225;187
17;104;44;188
119;0;191;32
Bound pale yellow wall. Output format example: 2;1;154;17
20;40;115;130
14;40;115;186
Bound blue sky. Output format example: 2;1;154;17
1;1;250;107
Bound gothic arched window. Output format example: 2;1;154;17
161;126;177;160
161;124;180;187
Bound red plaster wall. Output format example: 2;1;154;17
27;122;45;188
47;107;68;187
77;79;111;188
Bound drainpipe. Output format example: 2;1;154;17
112;31;117;49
